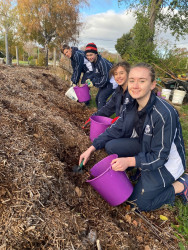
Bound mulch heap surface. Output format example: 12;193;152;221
0;65;182;249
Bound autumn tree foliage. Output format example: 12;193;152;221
17;0;87;66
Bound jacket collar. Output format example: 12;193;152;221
71;47;78;59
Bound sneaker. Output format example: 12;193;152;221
176;173;188;204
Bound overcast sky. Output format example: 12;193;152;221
77;0;188;53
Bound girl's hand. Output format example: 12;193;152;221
79;146;96;166
111;157;136;171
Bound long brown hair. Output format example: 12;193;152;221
109;61;130;78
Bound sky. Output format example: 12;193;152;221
77;0;188;54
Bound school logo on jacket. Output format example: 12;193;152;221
125;98;129;104
144;125;151;134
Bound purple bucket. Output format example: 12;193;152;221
90;116;112;142
73;84;91;102
86;154;133;206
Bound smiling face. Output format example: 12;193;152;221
114;66;128;90
128;67;156;106
63;48;72;58
86;52;98;63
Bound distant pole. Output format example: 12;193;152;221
38;47;39;63
15;46;19;65
5;28;10;65
53;47;56;67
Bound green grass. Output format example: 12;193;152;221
172;200;188;249
12;60;29;65
180;105;188;166
88;87;98;109
174;104;188;249
88;87;116;118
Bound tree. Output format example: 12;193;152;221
118;0;188;41
115;13;158;63
0;0;17;65
115;33;132;58
17;0;87;66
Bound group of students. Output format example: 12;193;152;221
61;43;188;212
61;42;117;109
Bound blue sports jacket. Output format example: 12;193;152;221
89;54;113;88
93;86;134;117
71;47;92;85
92;92;186;191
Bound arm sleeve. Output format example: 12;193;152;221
92;108;133;150
71;52;84;85
93;91;117;117
90;59;109;88
135;111;177;171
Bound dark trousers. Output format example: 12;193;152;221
105;138;141;157
96;84;114;110
128;178;175;211
105;137;176;211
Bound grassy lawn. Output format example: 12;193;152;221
175;104;188;249
12;60;29;65
180;105;188;166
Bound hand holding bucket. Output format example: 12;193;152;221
86;79;93;88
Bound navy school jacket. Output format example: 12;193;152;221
71;47;92;85
88;54;113;88
93;86;134;117
92;92;186;192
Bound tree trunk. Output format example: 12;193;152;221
148;0;163;42
37;47;39;64
15;46;19;65
44;42;48;67
53;47;56;67
5;27;10;65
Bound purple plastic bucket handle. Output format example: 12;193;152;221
73;84;91;102
86;154;133;206
90;116;112;142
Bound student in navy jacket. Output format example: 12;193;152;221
83;62;141;159
83;62;134;124
85;43;117;110
79;63;188;211
61;44;93;86
93;61;132;117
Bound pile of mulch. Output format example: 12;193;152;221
0;65;183;249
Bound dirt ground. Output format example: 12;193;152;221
0;65;184;249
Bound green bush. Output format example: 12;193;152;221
29;59;36;66
37;54;45;66
28;56;34;61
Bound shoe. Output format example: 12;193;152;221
176;173;188;204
